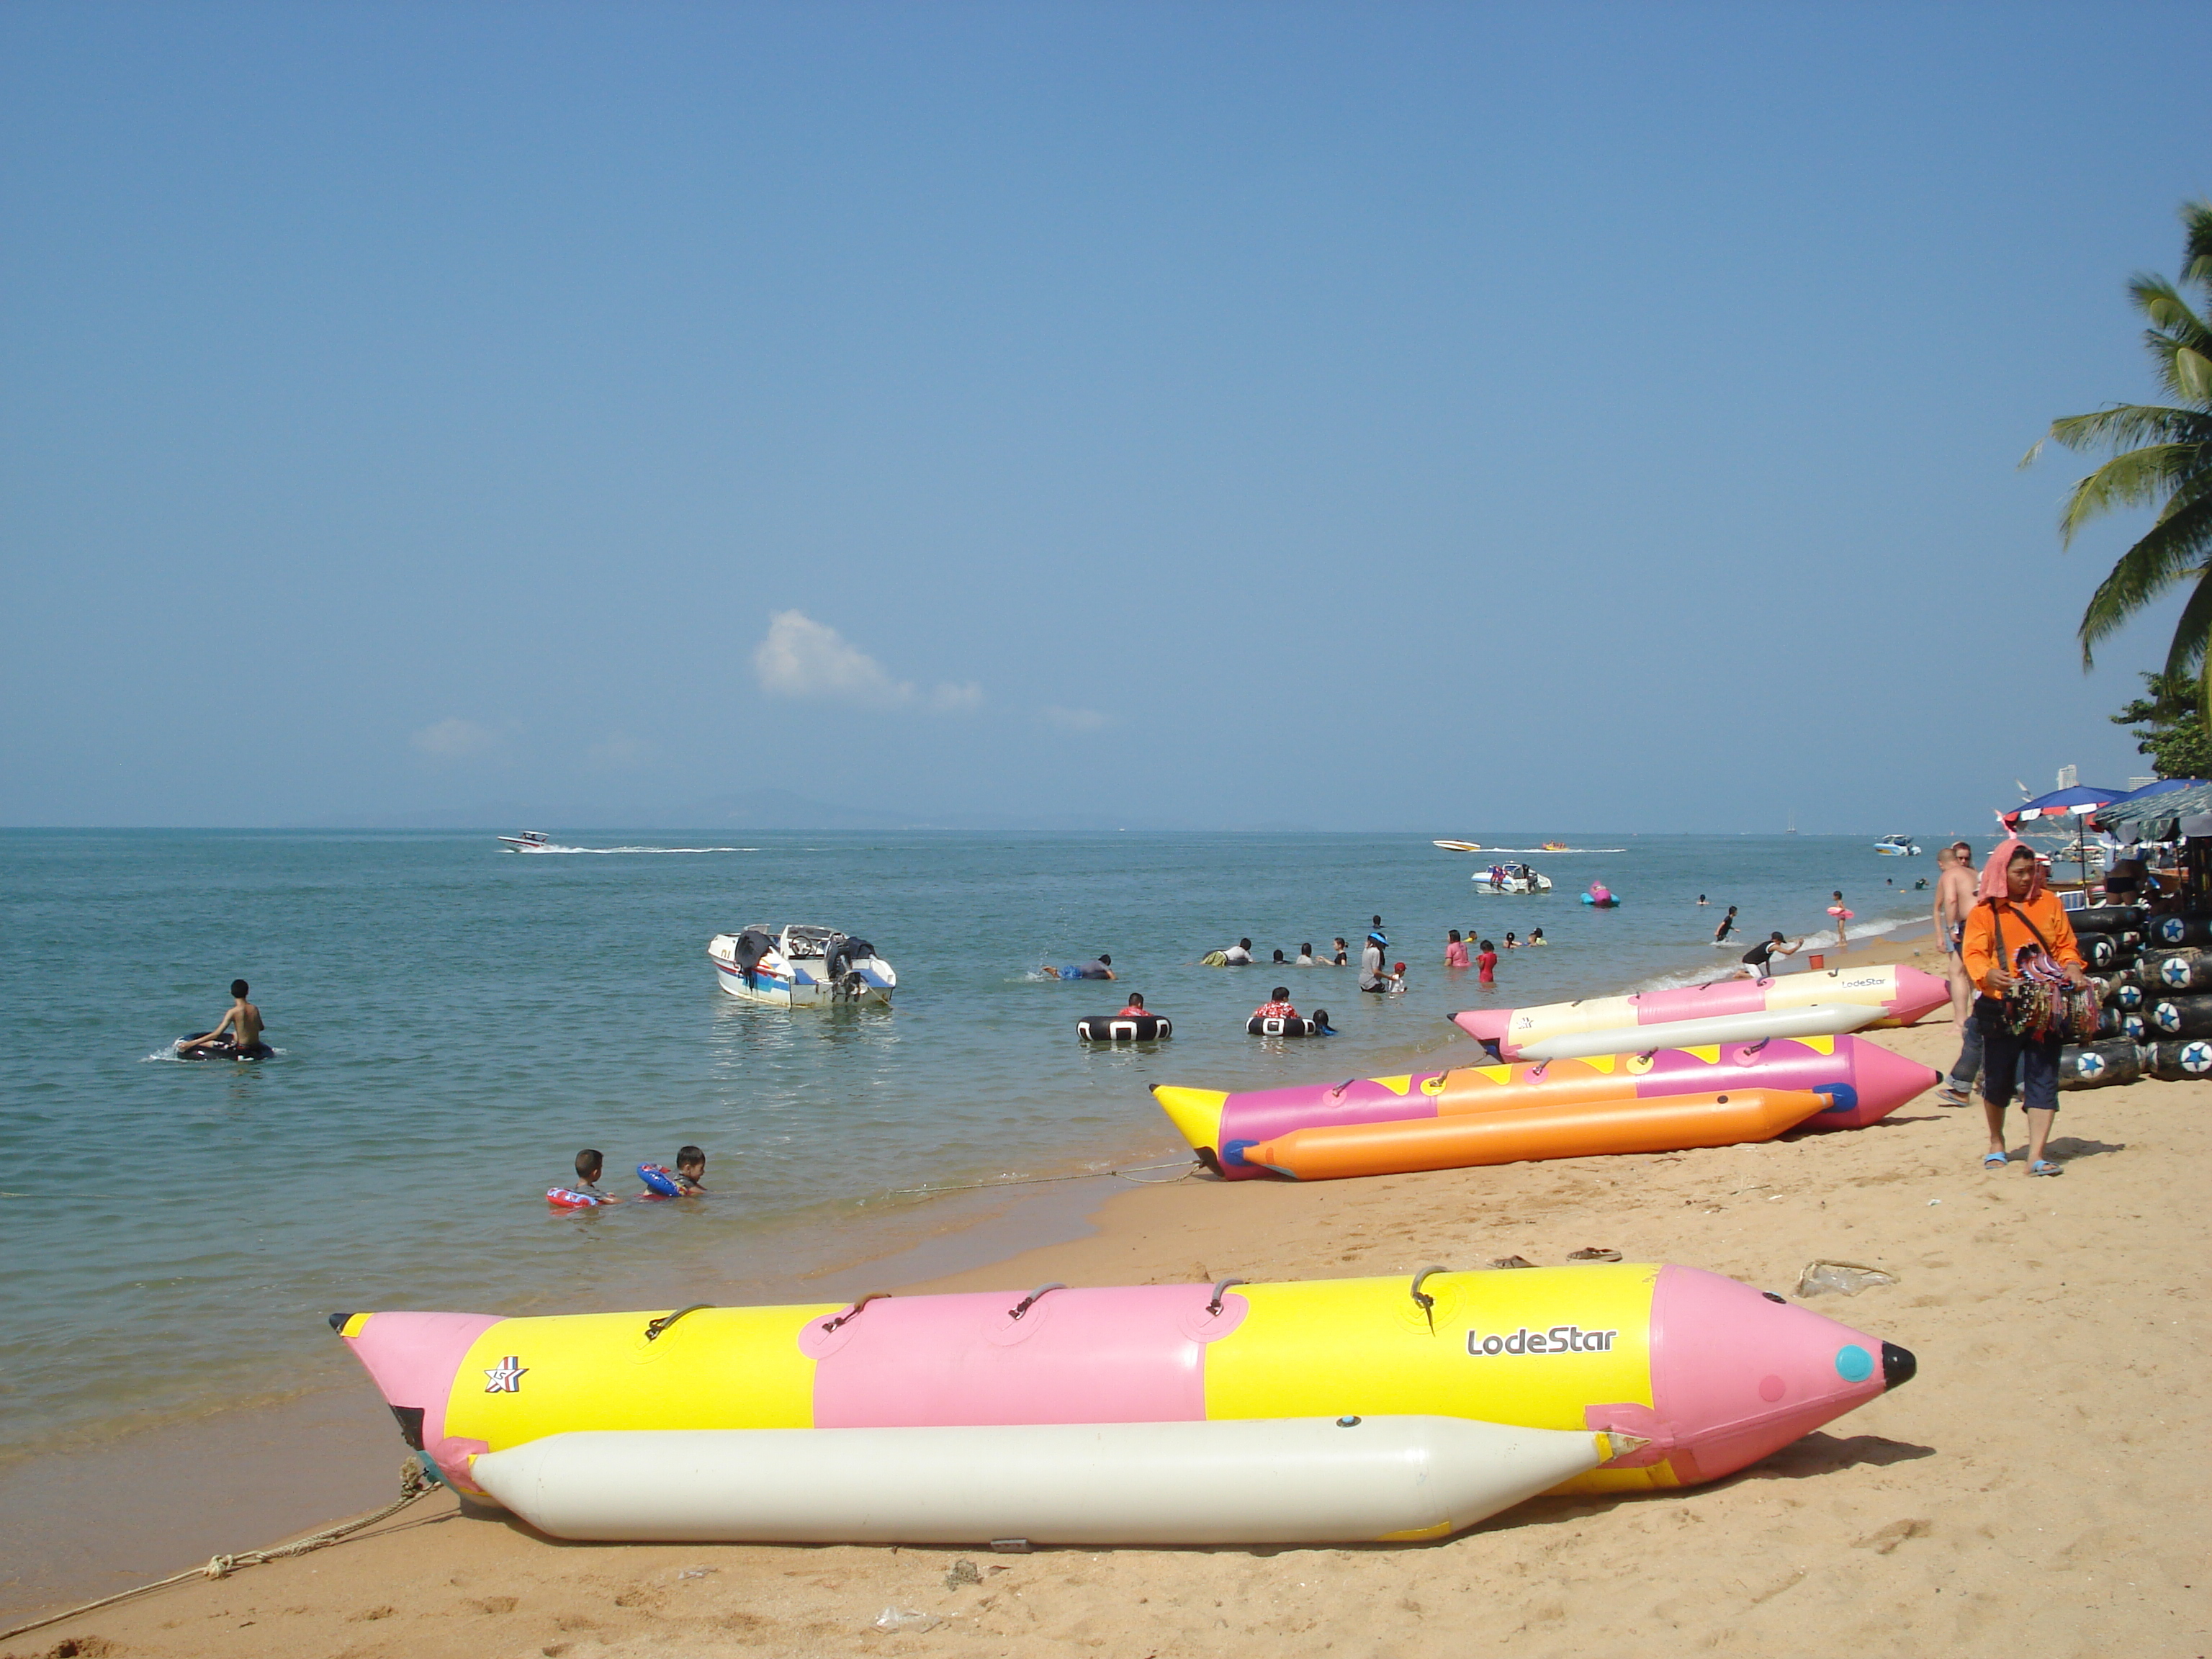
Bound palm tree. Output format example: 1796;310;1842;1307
2027;199;2212;730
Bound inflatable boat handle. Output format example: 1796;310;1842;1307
1408;1267;1452;1334
643;1303;715;1342
817;1291;892;1336
1206;1277;1248;1316
1007;1283;1066;1321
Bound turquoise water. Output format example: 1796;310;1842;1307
0;829;1936;1457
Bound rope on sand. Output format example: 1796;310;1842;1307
0;1458;440;1645
884;1157;1200;1198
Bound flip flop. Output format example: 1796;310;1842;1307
2028;1159;2064;1177
1982;1152;2009;1170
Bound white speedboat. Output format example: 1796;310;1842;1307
1471;862;1553;894
707;925;896;1007
1874;835;1920;857
499;830;554;853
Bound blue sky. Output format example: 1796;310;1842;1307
4;2;2209;832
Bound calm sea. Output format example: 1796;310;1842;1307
0;828;1938;1459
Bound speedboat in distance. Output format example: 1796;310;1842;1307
499;830;554;853
1874;835;1920;857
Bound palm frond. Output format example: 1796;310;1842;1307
2181;198;2212;294
2044;403;2212;457
2058;444;2210;541
2131;273;2212;351
2052;444;2212;541
2079;491;2212;665
2155;469;2212;526
2159;570;2212;683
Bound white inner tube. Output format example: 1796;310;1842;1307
1512;1003;1880;1062
467;1416;1618;1545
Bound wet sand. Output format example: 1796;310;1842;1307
11;932;2207;1659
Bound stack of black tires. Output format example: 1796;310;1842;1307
2059;904;2212;1087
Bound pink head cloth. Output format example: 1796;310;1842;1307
1978;836;2044;902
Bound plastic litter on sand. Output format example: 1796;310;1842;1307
873;1607;942;1632
1795;1261;1898;1298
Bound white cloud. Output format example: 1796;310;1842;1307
410;717;503;759
1040;705;1111;732
930;681;985;715
752;611;984;715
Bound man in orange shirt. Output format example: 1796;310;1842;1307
1960;839;2090;1177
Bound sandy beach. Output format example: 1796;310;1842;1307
11;932;2208;1659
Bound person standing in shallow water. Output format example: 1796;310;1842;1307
1359;931;1389;992
1827;891;1853;946
1445;930;1470;969
1712;906;1738;944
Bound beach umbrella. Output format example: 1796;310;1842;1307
2001;783;2124;825
2000;784;2123;881
2098;779;2212;843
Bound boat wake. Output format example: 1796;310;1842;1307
529;845;757;855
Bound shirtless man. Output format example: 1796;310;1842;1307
181;979;267;1058
1933;842;1981;1106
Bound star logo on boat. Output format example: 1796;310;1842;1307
483;1355;527;1393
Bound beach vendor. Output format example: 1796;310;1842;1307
1961;839;2091;1177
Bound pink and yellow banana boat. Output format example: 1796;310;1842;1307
1455;964;1949;1059
1154;1033;1937;1177
332;1262;1912;1502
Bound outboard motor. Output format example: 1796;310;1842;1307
825;935;878;999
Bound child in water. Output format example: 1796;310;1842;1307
1478;940;1499;986
1388;961;1409;994
570;1148;622;1204
1529;928;1547;945
640;1145;708;1197
1503;932;1519;950
670;1146;707;1194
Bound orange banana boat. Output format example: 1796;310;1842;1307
1241;1088;1826;1181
